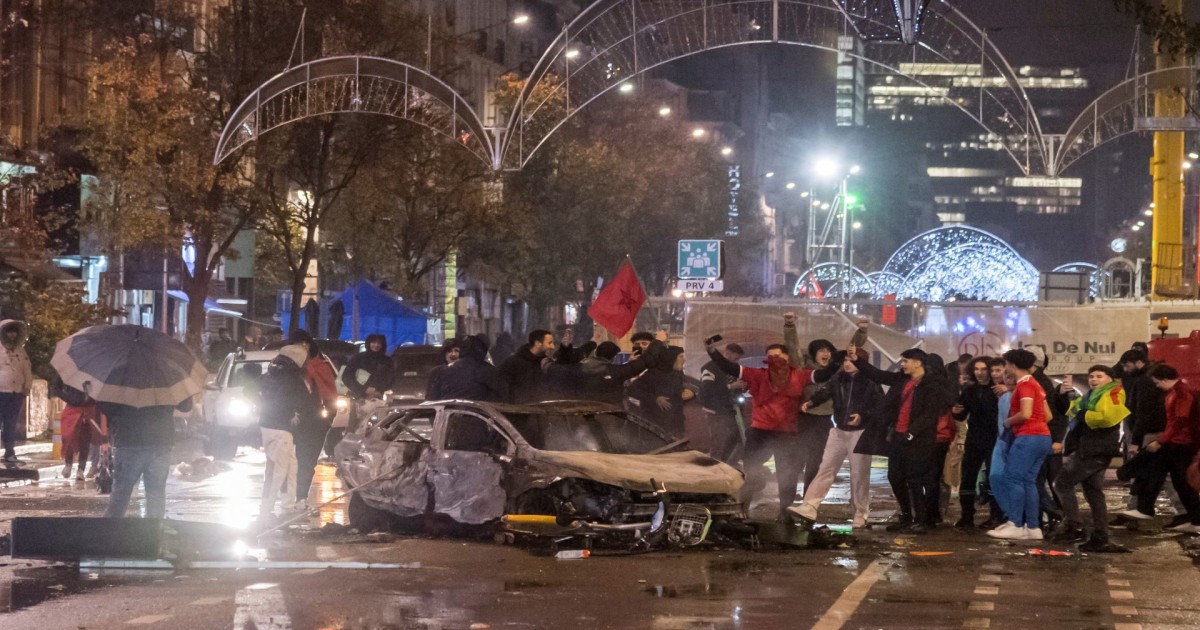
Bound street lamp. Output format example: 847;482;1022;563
691;127;706;138
565;48;580;59
618;82;634;93
721;146;734;156
512;14;530;25
658;106;671;117
806;157;862;300
785;182;796;190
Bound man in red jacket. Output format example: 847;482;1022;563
706;337;813;520
1125;364;1200;532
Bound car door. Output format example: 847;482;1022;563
427;409;511;524
203;355;232;424
341;408;436;517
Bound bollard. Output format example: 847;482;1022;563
51;414;61;460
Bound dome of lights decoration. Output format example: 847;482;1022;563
796;226;1043;301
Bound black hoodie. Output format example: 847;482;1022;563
342;334;394;398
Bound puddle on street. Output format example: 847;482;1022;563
1;566;160;612
830;556;859;570
644;583;730;599
706;559;772;576
503;580;551;592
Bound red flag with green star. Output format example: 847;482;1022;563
588;258;646;338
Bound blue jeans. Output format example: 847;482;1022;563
0;392;25;456
105;445;172;519
994;435;1052;528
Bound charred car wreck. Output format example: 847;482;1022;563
334;400;749;549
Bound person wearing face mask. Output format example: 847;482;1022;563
0;320;32;464
783;314;869;497
705;335;818;520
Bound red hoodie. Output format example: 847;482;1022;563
740;360;812;433
1159;380;1199;446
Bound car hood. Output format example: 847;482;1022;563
529;450;743;495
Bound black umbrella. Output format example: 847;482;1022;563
51;324;207;408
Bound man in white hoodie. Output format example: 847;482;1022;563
0;320;33;464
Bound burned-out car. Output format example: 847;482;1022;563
334;400;745;545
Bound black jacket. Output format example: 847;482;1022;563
99;399;191;449
544;356;645;405
853;357;957;446
499;345;550;403
955;382;999;450
699;360;737;415
343;334;395;399
1034;370;1071;442
806;371;884;431
1125;368;1166;444
1064;399;1122;461
258;362;313;433
429;356;508;402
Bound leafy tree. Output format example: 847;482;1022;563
499;81;736;323
0;277;121;379
72;0;298;350
1114;0;1200;55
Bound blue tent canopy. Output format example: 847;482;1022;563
281;281;429;350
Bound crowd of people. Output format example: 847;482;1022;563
693;320;1200;552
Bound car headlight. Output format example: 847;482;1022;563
336;397;349;410
226;398;252;418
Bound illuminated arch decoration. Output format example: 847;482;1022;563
865;270;906;299
882;225;1027;278
1051;261;1103;298
1046;66;1200;176
900;243;1039;301
503;0;1045;174
214;56;497;169
793;262;875;297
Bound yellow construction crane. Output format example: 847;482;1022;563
1151;0;1188;298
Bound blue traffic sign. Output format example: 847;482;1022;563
677;240;723;279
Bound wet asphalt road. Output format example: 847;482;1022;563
2;443;1200;629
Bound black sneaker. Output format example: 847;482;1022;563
1108;514;1135;529
954;517;975;531
1;454;20;465
885;517;914;532
1167;514;1191;529
1049;524;1087;544
1079;538;1130;553
905;523;932;535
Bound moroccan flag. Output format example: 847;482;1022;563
588;258;646;338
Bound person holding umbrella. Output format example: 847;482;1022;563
52;324;207;519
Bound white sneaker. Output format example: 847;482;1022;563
1023;526;1044;540
986;522;1023;539
60;465;72;478
1170;523;1200;534
1119;509;1154;521
853;517;868;529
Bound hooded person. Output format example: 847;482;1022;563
633;346;687;437
0;320;32;464
257;344;312;520
433;335;508;402
425;338;461;400
287;331;338;507
700;343;746;464
343;334;394;400
544;341;646;406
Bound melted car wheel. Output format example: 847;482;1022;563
348;491;393;533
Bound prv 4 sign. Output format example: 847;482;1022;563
678;240;723;279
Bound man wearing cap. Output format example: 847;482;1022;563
851;347;958;534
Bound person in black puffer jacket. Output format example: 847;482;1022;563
431;335;508;402
257;345;314;521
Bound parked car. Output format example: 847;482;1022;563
390;345;445;399
203;349;350;459
334;399;744;538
